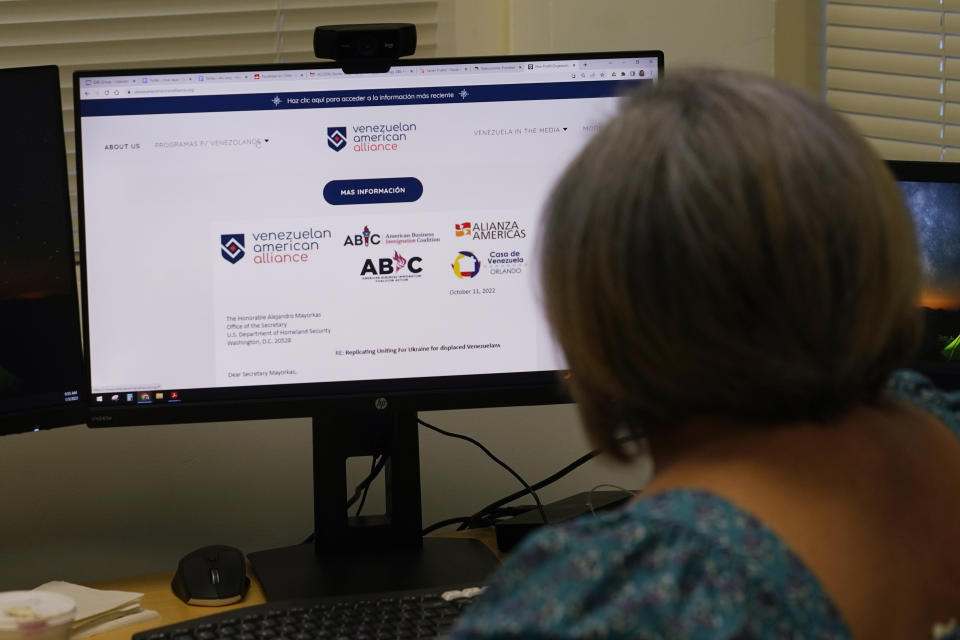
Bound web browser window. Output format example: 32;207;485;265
76;54;661;402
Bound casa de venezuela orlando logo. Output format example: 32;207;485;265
220;226;331;265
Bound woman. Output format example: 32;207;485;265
447;70;960;639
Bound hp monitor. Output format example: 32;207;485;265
0;65;85;434
74;51;664;598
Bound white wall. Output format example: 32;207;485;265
0;0;775;590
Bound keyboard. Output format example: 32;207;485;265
133;585;485;640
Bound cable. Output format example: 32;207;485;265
421;516;473;535
422;433;646;534
422;506;536;536
346;454;387;511
354;454;382;517
585;483;637;515
417;417;550;526
301;453;389;544
459;448;599;530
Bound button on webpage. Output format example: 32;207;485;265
323;177;423;205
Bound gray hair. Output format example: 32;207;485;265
539;69;922;460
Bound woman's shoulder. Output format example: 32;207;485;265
886;369;960;438
447;489;850;639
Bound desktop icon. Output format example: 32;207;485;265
126;393;134;403
155;392;164;401
95;395;103;403
254;73;261;80
170;391;180;401
139;392;152;403
111;394;120;403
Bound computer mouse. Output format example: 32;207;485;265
171;545;250;606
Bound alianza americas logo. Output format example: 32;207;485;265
454;220;527;240
327;122;417;153
220;227;332;264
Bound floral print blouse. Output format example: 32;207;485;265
445;370;960;639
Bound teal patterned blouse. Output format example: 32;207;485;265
445;371;960;639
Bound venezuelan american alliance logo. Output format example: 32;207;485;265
327;122;417;153
221;234;245;263
327;127;347;151
220;228;331;265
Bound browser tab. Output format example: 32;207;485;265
529;61;578;71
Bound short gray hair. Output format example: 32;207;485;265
539;69;922;460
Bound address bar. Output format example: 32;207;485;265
130;87;196;96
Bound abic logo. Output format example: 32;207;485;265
361;251;423;277
221;234;245;263
452;251;481;278
344;225;381;247
327;127;347;152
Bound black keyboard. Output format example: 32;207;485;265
133;585;485;640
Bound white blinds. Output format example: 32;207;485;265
0;0;444;251
825;0;960;161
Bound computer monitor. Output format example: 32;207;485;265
888;160;960;388
0;65;85;434
74;51;664;598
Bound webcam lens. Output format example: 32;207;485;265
355;35;379;57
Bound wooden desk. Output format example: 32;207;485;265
87;530;501;640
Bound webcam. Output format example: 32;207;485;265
314;24;417;74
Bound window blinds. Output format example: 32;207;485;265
0;0;443;252
826;0;960;161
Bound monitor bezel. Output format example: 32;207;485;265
75;50;663;427
888;159;960;389
0;65;86;435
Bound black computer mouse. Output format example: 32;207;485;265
171;545;250;606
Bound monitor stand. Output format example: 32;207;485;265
248;410;501;601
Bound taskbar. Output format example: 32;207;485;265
91;389;181;406
87;370;566;411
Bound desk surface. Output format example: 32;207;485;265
87;530;501;640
